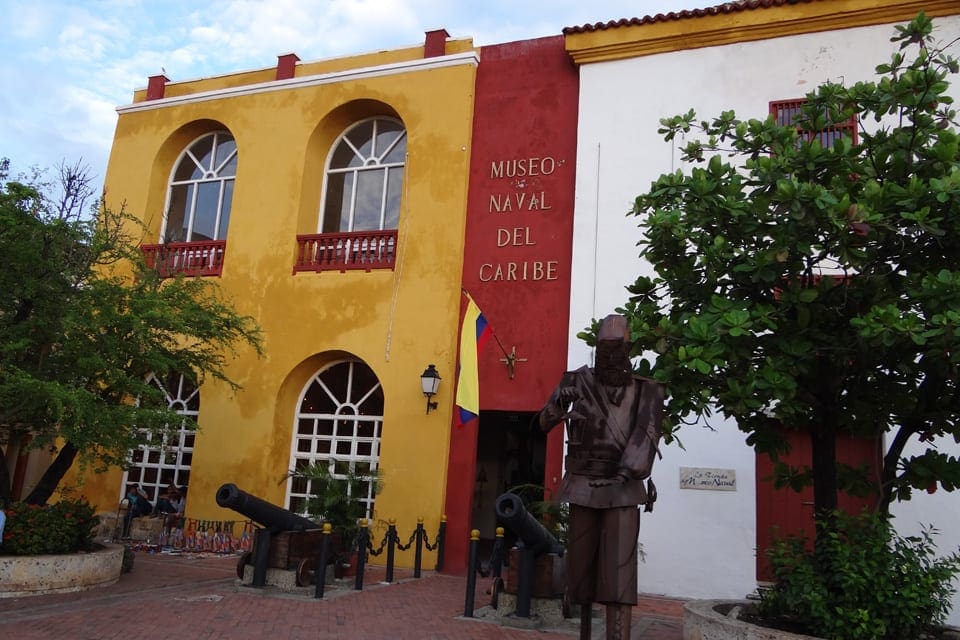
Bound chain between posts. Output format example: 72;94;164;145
238;515;447;592
364;516;444;557
464;527;505;617
422;515;444;552
476;527;505;578
396;527;416;551
366;528;389;557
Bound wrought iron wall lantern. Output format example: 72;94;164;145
420;364;441;414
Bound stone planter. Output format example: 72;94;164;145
0;543;124;598
684;599;960;640
683;599;823;640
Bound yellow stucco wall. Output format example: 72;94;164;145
66;42;478;566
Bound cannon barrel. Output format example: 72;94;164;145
216;483;319;531
494;492;564;556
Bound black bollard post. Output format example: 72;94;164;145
463;529;480;618
489;526;506;609
314;523;331;599
251;527;273;587
414;517;424;579
354;518;369;591
435;515;446;571
515;545;535;618
385;519;397;583
491;526;505;579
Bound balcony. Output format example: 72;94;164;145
140;240;226;278
293;230;397;274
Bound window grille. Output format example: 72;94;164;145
123;373;197;503
285;360;384;518
770;98;858;147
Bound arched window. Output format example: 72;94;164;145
286;360;384;518
123;373;197;503
321;118;406;233
163;131;237;243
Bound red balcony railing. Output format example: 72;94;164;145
140;240;226;278
293;230;397;273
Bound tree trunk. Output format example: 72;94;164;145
0;448;11;508
24;441;78;505
878;425;913;516
810;424;839;547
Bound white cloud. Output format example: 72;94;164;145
1;0;710;187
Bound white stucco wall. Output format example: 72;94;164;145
570;16;960;621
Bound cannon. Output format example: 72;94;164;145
494;492;566;616
217;483;329;587
216;483;319;531
494;492;563;556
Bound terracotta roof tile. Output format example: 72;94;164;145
563;0;815;34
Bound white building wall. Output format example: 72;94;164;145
570;17;960;620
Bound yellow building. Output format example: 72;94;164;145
72;30;477;565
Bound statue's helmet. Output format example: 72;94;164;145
597;314;630;343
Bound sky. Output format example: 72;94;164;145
0;0;711;192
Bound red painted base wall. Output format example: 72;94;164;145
442;36;579;573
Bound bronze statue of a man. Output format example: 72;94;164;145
539;314;664;640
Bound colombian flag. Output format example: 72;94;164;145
455;293;492;427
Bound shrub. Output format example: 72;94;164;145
759;511;960;640
1;498;98;555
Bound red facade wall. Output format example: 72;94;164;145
443;36;579;572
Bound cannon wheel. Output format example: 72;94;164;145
236;551;252;580
296;558;314;587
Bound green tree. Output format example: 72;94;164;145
0;159;262;506
607;13;960;533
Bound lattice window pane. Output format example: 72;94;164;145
321;118;406;233
164;132;237;243
122;373;198;506
286;359;383;519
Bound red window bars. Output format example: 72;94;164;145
293;229;397;274
770;98;858;147
141;240;226;278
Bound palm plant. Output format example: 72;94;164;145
287;460;382;555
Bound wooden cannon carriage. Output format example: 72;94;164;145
216;483;336;586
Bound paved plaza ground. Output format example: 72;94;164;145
0;550;684;639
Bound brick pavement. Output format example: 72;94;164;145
0;551;684;639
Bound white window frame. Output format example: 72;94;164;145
285;360;384;518
122;373;197;503
319;117;406;233
161;131;238;243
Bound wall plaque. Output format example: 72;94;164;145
679;467;737;491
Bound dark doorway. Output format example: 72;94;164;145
471;410;545;549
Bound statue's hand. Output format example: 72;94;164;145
558;386;579;406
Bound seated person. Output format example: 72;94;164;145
121;484;153;538
154;484;180;515
157;485;186;530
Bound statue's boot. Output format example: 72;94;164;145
605;604;632;640
579;601;592;640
